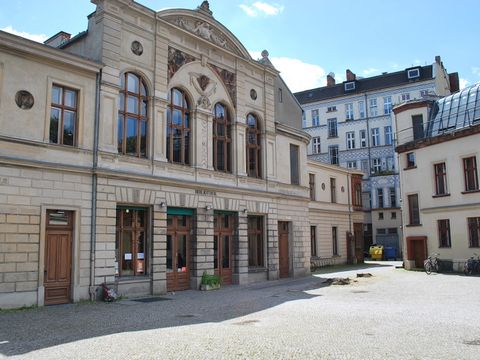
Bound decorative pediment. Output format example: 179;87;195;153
159;11;251;59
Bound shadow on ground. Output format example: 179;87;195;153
0;262;392;356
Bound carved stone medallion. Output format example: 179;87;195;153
250;89;257;101
15;90;34;110
131;41;143;56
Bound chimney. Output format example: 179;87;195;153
44;31;71;48
435;55;441;65
327;72;336;87
346;69;356;81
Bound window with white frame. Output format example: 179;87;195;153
401;93;410;101
329;145;339;165
407;68;420;79
328;118;338;138
358;101;365;118
386;156;394;171
344;82;355;91
312;136;321;154
345;103;354;120
347;161;357;169
346;131;355;149
372;158;381;173
361;159;369;175
371;127;380;146
360;129;367;147
384;126;393;145
327;106;337;112
420;90;429;97
383;96;392;114
311;109;320;127
377;188;384;208
369;98;378;116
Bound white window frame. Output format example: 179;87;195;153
401;93;410;101
346;131;355;149
383;96;392;115
312;136;321;154
371;128;380;147
311;109;320;127
327;106;337;112
407;68;420;79
358;101;365;118
329;145;339;165
347;161;357;169
328;118;338;138
361;159;369;174
360;129;367;148
344;82;355;91
386;156;394;171
369;98;378;117
345;103;354;120
384;126;393;145
373;158;381;173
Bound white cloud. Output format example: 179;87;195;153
239;2;284;17
459;78;469;90
252;2;284;15
362;68;379;76
239;4;257;17
1;25;48;43
250;51;326;92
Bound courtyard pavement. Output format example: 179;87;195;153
1;261;479;359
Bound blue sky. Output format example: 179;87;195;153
1;0;479;92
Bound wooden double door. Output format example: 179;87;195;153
214;213;234;285
167;215;192;291
44;210;74;305
278;222;290;278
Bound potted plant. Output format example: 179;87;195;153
200;271;221;291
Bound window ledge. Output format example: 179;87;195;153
438;246;452;249
404;166;417;171
327;136;339;139
462;189;480;194
115;276;150;283
432;193;451;198
248;267;267;273
332;254;341;258
406;223;422;227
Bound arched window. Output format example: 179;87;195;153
246;113;261;178
167;88;190;165
118;72;148;157
213;103;232;172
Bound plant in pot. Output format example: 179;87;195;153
200;271;221;291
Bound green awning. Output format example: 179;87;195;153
167;207;195;216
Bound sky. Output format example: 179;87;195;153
1;0;479;93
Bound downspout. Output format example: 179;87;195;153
89;69;102;300
364;93;372;174
263;67;271;280
347;172;353;262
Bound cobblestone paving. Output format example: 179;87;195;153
1;262;479;359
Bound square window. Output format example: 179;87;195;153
406;152;416;168
378;212;384;220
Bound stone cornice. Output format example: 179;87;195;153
275;123;311;144
0;31;101;73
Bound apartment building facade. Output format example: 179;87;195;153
394;83;480;271
0;0;364;308
295;60;458;254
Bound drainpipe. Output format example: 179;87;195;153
89;69;102;301
347;172;353;262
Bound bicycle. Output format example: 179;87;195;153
463;253;480;276
424;253;439;275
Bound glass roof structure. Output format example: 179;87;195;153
427;83;480;137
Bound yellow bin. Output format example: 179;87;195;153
369;245;384;260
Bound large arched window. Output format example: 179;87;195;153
167;88;191;165
118;72;148;157
246;113;261;178
213;103;232;172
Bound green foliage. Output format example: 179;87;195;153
201;271;220;286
